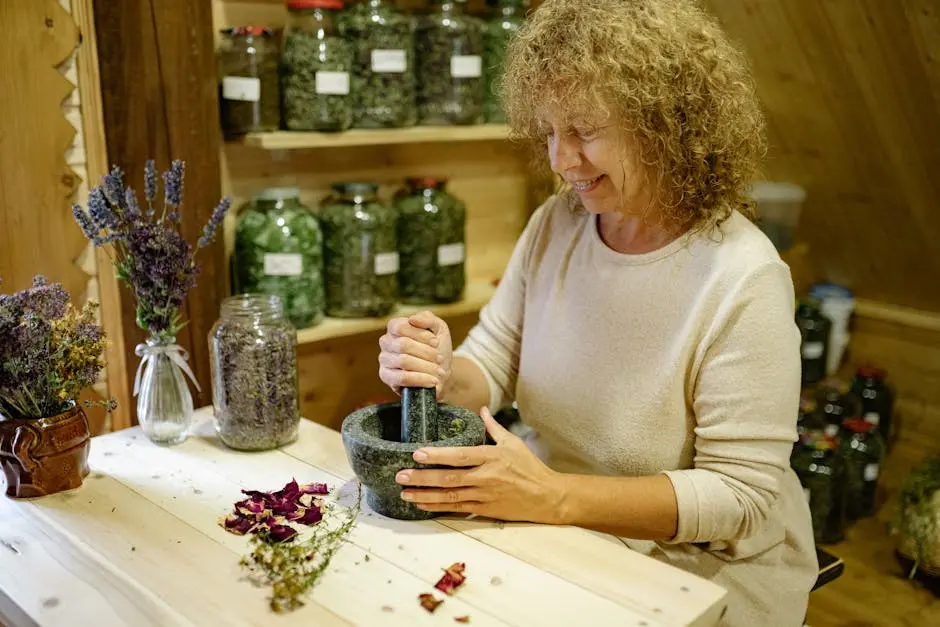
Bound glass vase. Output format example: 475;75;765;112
134;336;198;446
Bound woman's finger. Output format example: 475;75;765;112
414;501;487;515
380;334;440;363
400;487;493;505
387;317;438;346
379;366;438;390
378;352;444;380
413;444;497;467
396;466;492;488
479;406;512;445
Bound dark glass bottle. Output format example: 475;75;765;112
796;299;831;385
851;365;895;450
791;431;847;544
840;418;885;520
816;378;860;440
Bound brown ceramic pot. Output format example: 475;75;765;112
0;403;91;499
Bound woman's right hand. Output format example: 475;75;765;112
378;311;452;395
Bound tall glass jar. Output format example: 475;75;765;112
318;182;398;317
337;0;417;128
231;187;325;330
209;294;301;451
483;0;526;123
281;0;354;131
218;26;281;137
796;298;830;385
415;0;486;125
815;377;859;439
791;431;847;544
851;365;895;449
840;418;885;520
393;177;466;304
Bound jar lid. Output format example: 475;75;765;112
253;187;302;202
287;0;343;10
221;26;273;37
406;176;448;189
843;417;875;434
856;365;886;379
332;182;379;196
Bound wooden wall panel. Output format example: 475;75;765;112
703;0;940;311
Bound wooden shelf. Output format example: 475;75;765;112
235;124;511;150
296;280;496;346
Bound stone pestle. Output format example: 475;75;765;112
401;386;438;443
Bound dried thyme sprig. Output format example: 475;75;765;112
240;482;362;613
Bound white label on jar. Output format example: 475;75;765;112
825;424;839;437
864;463;880;482
438;242;465;267
222;76;261;102
315;71;350;95
264;253;303;276
374;252;399;276
371;50;407;73
801;341;824;359
864;411;880;425
451;55;482;78
803;487;811;504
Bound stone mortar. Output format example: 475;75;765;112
341;401;485;520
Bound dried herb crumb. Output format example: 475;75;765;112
131;547;136;551
455;617;470;624
111;507;115;513
364;554;370;562
419;593;443;613
381;605;394;613
489;576;502;586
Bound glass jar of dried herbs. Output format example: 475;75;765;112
281;0;354;131
851;365;895;449
840;418;885;520
791;431;847;544
815;377;859;439
210;294;301;451
483;0;527;123
393;177;466;304
415;0;486;125
318;182;398;317
336;0;417;128
218;26;281;137
231;187;325;330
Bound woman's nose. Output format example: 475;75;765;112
549;135;582;174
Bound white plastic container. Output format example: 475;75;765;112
810;283;856;375
748;181;806;251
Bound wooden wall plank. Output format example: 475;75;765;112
93;0;226;416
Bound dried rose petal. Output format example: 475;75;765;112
241;489;269;502
434;562;467;596
455;617;470;624
269;497;299;516
234;498;266;515
266;524;298;543
286;506;323;525
419;593;443;613
220;513;255;535
273;479;301;501
299;482;329;495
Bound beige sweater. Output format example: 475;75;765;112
454;194;819;627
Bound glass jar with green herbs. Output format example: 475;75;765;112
210;294;301;451
231;187;325;330
415;0;486;125
792;432;847;544
840;418;885;520
337;0;417;128
218;27;281;137
483;0;526;123
281;0;354;131
393;177;466;304
318;182;398;317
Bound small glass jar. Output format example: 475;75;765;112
415;0;486;125
795;298;830;385
851;365;895;449
281;0;354;131
393;177;466;304
791;431;847;544
209;294;301;451
840;418;885;520
815;377;859;439
218;26;281;137
337;0;417;128
483;0;527;123
318;182;398;317
231;187;325;330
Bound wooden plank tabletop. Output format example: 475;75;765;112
0;407;727;627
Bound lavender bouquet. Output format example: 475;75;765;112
72;159;231;342
0;275;114;420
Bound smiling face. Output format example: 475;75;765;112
541;110;652;217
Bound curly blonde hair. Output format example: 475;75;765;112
502;0;767;232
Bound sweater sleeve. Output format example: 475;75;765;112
661;260;802;545
452;201;550;411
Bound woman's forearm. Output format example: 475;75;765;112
439;355;492;412
555;473;679;540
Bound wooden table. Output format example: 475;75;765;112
0;407;727;627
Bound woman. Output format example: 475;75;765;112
377;1;818;625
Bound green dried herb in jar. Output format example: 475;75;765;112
337;0;417;128
218;26;281;137
318;182;398;317
791;431;847;544
281;0;354;131
210;294;301;451
415;0;486;125
840;418;885;520
483;0;527;123
393;177;466;305
231;187;325;330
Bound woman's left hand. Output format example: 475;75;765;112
395;406;566;523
